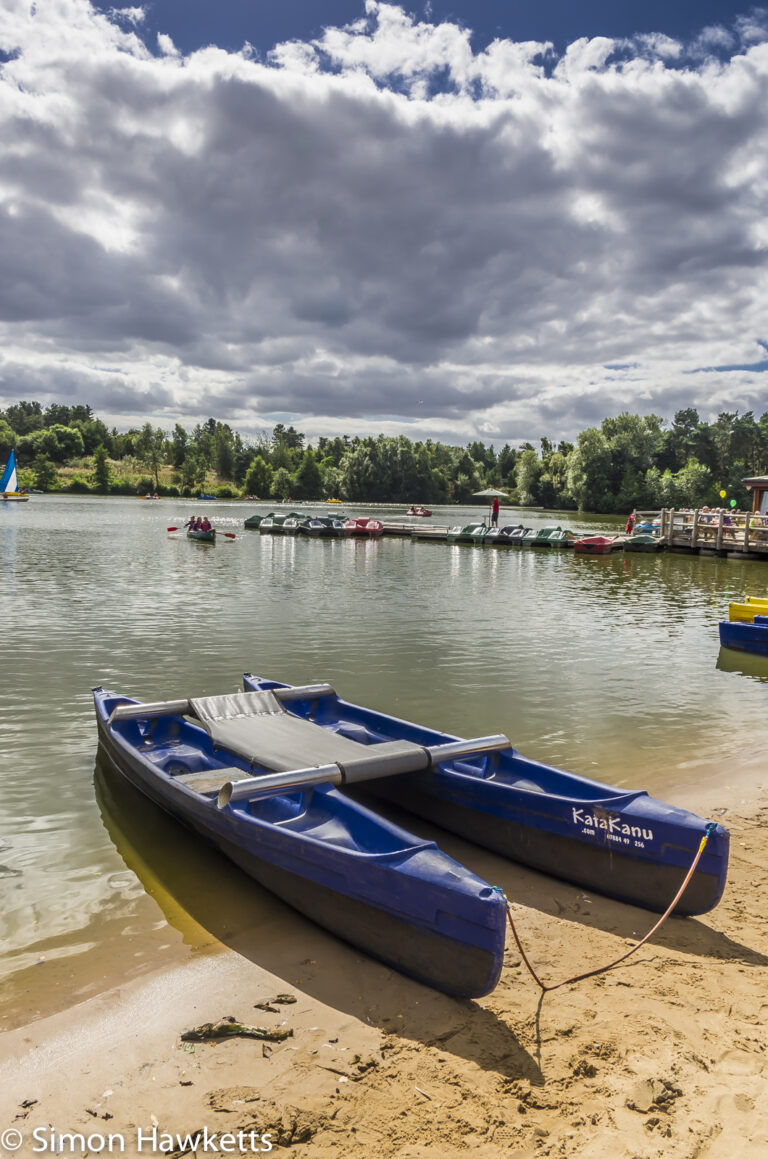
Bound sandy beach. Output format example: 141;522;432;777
2;774;767;1159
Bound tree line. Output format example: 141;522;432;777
0;400;763;512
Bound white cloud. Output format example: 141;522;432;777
157;31;179;58
109;6;144;27
0;1;767;444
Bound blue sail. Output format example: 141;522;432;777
0;448;18;492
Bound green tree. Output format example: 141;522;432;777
73;418;112;455
292;448;323;499
5;400;43;434
710;412;737;481
451;450;483;500
340;440;383;500
69;404;94;424
17;425;85;463
44;403;73;427
272;423;305;450
134;423;167;488
32;455;58;491
538;451;571;508
213;424;235;480
321;464;344;500
242;455;273;498
112;430;135;459
600;413;659;502
231;433;250;484
90;445;112;492
497;444;517;487
48;424;86;461
639;466;663;508
316;436;349;465
271;466;294;499
190;422;214;471
451;472;477;503
516;448;543;506
171;424;188;468
731;412;763;475
673;458;713;507
0;419;16;456
670;408;700;469
467;441;495;472
565;428;614;512
181;448;207;493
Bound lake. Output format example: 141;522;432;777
2;495;767;1027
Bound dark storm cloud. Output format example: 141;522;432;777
1;1;767;443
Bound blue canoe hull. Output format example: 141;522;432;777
719;620;768;656
93;689;507;997
243;675;729;916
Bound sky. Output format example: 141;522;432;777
1;1;767;448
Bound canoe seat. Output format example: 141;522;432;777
190;690;371;771
174;767;253;796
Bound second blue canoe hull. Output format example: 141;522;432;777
361;775;722;916
243;675;729;916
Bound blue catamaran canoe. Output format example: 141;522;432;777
242;675;729;916
92;687;508;997
719;618;768;656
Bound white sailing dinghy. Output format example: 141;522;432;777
0;450;29;501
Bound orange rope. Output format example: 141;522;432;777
499;822;716;992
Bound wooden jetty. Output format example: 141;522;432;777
636;508;768;560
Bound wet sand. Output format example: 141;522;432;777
1;776;767;1159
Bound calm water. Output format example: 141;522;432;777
2;496;768;1022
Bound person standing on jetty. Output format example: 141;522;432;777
625;512;635;534
491;496;500;527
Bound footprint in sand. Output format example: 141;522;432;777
715;1049;764;1075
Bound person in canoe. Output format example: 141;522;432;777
184;515;198;530
200;515;212;531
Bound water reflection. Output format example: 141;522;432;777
716;646;768;683
93;753;290;952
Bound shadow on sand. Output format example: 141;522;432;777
352;790;768;970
